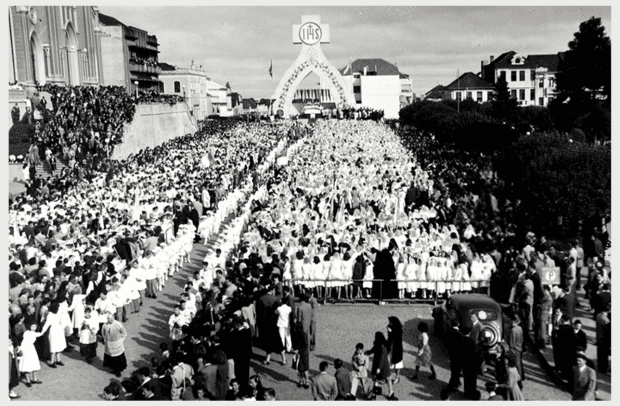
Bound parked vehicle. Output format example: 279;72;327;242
432;293;504;356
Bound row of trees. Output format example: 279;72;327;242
398;16;611;239
401;17;610;144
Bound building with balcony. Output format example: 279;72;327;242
339;58;406;119
9;6;103;89
98;12;161;94
480;51;563;107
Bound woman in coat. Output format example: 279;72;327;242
365;331;396;400
500;351;524;401
386;316;404;384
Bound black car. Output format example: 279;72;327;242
432;293;504;356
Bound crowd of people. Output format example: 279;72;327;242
8;109;610;401
136;90;185;106
8;118;304;399
31;84;138;161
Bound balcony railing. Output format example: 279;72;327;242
129;61;162;75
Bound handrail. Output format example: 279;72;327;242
278;278;491;306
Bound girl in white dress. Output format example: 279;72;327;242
435;257;447;299
426;256;438;300
405;253;418;297
451;260;462;294
329;252;345;300
460;263;472;293
417;255;428;299
312;256;324;299
291;252;305;294
20;324;44;386
41;302;67;367
301;256;313;295
480;254;496;294
396;255;407;299
341;251;356;300
363;256;374;298
469;254;484;293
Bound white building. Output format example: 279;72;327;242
159;63;232;119
480;51;563;107
340;58;405;119
440;72;496;103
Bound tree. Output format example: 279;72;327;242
491;76;518;122
556;17;611;107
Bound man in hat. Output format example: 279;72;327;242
572;352;596;400
506;314;524;389
552;314;577;382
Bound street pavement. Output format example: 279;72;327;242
531;269;611;401
11;209;581;401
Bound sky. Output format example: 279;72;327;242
91;4;610;99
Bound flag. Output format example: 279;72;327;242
344;57;352;75
269;59;273;78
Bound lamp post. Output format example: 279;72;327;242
134;80;139;98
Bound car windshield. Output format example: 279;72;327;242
469;309;498;321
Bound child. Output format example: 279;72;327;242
20;323;45;386
350;342;370;398
79;307;99;364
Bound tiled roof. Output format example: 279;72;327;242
98;13;126;28
444;72;495;90
490;51;562;71
340;58;400;76
158;62;176;71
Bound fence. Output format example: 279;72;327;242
280;278;491;306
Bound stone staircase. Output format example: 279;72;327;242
33;159;68;180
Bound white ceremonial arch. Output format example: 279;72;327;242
272;15;356;118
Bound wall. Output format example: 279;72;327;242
359;75;401;119
100;25;126;87
111;103;197;160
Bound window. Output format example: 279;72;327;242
500;71;506;81
519;89;525;100
531;70;536;81
539;79;544;88
511;89;517;99
174;81;181;93
466;91;472;99
511;71;517;81
519;71;525;81
515;57;521;64
353;73;360;79
455;92;462;101
530;89;535;101
549;78;555;88
544;88;548;97
353;85;361;93
477;91;483;102
539;97;544;106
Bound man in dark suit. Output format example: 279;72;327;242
133;367;164;400
592;283;611;320
445;319;465;391
555;288;576;322
507;315;524;388
553;314;577;382
141;380;163;401
295;294;312;345
227;316;253;390
469;313;485;374
573;319;588;351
